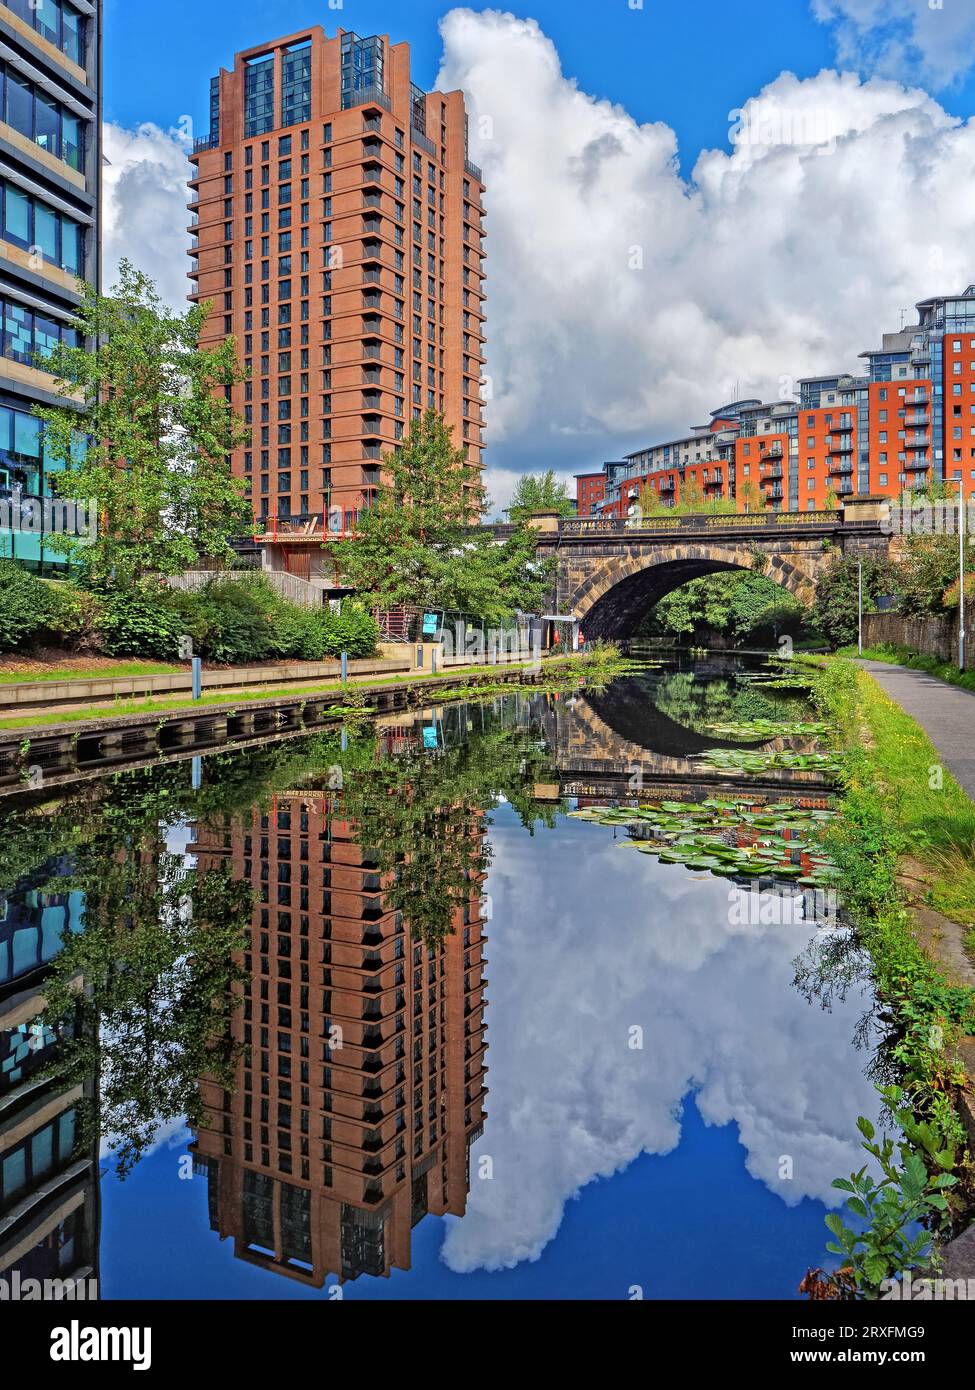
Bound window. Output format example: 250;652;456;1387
245;54;275;138
0;66;84;170
7;0;85;63
1;298;75;367
282;42;312;126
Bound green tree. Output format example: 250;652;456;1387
334;409;553;622
35;260;252;585
507;469;573;523
896;533;970;617
644;571;808;646
636;479;736;519
811;554;899;648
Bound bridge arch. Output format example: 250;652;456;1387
567;543;819;641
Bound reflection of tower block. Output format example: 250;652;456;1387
193;787;489;1285
0;863;99;1293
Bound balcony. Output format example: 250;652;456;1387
193;133;219;154
827;435;854;455
464;159;483;181
760;465;783;481
906;392;929;405
828;461;854;475
343;86;392;113
906;458;930;472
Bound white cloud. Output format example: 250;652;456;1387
101;10;975;495
813;0;975;89
441;817;881;1277
436;8;975;485
102;121;193;310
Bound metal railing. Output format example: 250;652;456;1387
559;510;841;537
411;127;436;157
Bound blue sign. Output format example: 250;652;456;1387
422;612;439;636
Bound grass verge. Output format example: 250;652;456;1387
802;658;975;1296
0;648;634;732
0;660;182;685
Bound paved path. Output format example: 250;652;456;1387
857;660;975;800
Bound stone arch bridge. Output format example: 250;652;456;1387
528;498;893;640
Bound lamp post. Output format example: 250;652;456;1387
857;560;863;657
953;479;966;672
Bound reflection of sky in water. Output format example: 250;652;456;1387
100;802;881;1301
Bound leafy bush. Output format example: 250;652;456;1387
942;570;975;610
99;583;194;660
896;534;963;617
0;560;54;650
198;577;277;665
40;582;106;654
270;603;328;662
321;602;380;658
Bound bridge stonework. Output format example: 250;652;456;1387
530;500;892;640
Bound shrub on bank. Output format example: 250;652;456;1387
0;560;53;650
99;583;198;660
0;566;381;665
41;582;106;654
321;602;380;659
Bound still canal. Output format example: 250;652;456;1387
0;655;884;1299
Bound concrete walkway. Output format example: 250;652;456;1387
857;659;975;801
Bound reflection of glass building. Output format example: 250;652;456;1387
0;855;99;1292
192;768;489;1286
0;0;102;573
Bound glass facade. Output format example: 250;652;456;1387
244;54;276;138
209;75;220;145
281;42;311;127
4;0;85;65
0;403;85;571
1;298;78;366
340;33;385;108
0;178;84;272
1;1107;77;1214
0;63;83;170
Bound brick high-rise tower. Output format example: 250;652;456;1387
188;25;487;582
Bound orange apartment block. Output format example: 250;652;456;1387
584;288;975;520
191;749;488;1286
188;25;486;581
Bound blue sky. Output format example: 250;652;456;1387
106;0;974;174
102;1;975;500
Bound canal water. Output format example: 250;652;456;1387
0;656;884;1300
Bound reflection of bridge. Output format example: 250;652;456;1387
539;692;833;798
530;499;892;639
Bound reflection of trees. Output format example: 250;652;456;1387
647;670;809;734
791;929;896;1088
0;704;558;1177
331;702;559;947
1;776;253;1178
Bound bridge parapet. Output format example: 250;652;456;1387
559;510;841;538
546;501;894;638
